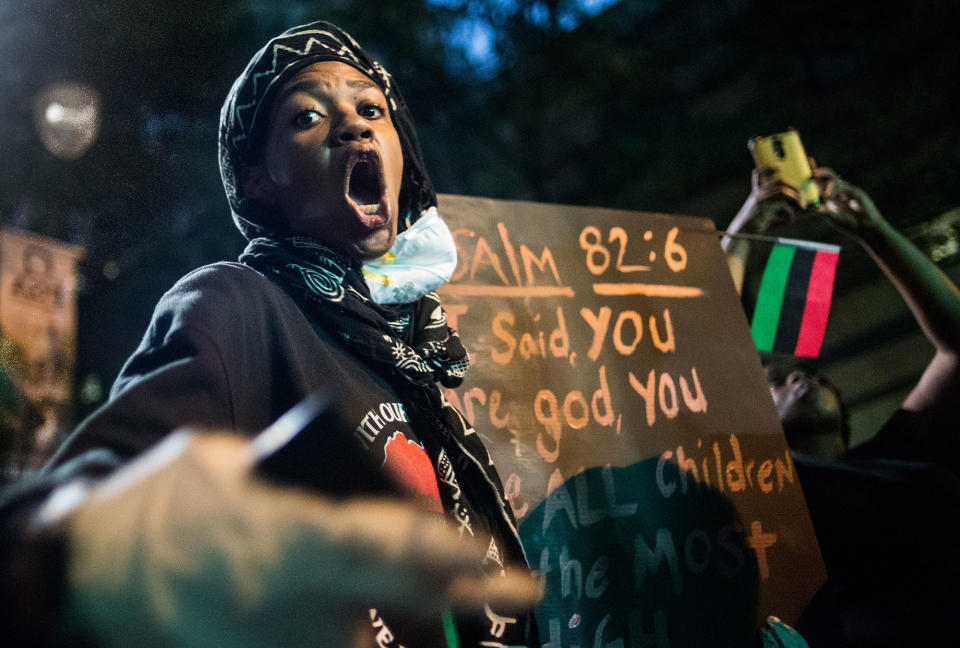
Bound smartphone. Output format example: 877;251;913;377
748;129;820;207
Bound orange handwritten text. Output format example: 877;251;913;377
656;435;796;497
533;366;616;463
580;307;676;360
491;307;569;364
627;367;707;426
443;223;574;298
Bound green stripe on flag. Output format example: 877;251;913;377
751;244;796;352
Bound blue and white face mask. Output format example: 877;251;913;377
363;206;457;305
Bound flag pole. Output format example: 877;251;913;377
716;230;843;252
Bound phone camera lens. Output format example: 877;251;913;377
773;139;786;159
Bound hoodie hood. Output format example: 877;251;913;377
218;21;436;240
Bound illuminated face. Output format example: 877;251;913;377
766;364;843;439
244;61;404;261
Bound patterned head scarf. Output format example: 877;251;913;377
218;21;436;240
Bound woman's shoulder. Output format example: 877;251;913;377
173;261;274;290
165;262;288;305
152;262;302;330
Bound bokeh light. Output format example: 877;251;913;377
33;82;101;160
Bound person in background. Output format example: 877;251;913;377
726;164;960;467
0;21;539;647
724;163;960;647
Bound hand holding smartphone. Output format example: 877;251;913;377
748;129;820;209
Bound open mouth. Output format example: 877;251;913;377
345;150;387;227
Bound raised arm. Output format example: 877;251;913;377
725;162;960;458
721;168;799;294
816;172;960;414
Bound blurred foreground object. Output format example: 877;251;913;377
42;429;539;647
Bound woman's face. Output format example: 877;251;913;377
245;61;404;261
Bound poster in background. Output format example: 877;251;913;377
439;195;826;647
0;227;83;478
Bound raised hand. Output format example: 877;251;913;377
811;167;887;241
43;430;540;647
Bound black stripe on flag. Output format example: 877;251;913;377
772;246;816;353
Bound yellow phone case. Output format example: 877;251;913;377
748;129;820;207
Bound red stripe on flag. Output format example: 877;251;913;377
794;250;839;357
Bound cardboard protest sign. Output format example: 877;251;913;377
438;195;826;647
0;227;84;474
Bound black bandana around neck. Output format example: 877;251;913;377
239;238;533;629
240;236;469;388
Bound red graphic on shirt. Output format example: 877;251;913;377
382;432;443;513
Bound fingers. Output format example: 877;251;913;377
814;175;887;238
753;166;786;193
810;165;837;181
810;165;838;199
751;165;805;208
824;190;862;215
752;166;776;189
298;497;540;613
445;567;542;613
819;174;864;204
821;176;872;216
65;430;541;646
